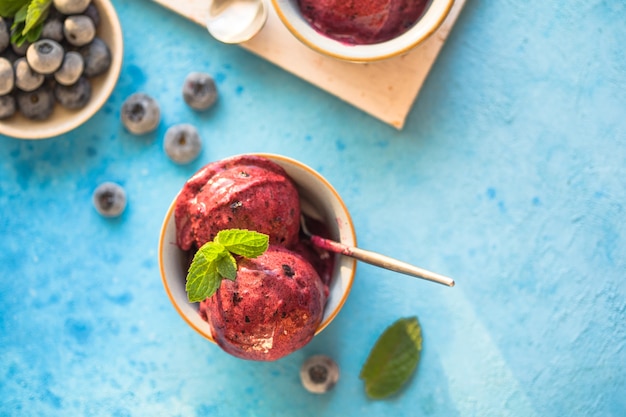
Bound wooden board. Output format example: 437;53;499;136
152;0;466;129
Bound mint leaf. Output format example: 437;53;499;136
216;252;237;281
23;0;51;36
214;229;269;258
360;316;423;400
186;242;224;303
185;229;269;303
0;0;29;17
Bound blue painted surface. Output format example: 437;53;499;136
1;0;625;415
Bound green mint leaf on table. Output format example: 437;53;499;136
186;229;269;303
360;316;423;400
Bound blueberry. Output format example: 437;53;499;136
121;93;160;135
0;17;9;54
54;76;91;109
64;15;96;47
12;40;30;56
53;0;91;15
26;39;64;74
0;94;16;119
79;37;111;77
16;85;54;120
41;17;65;43
0;57;14;95
13;58;44;92
164;124;202;164
300;355;339;394
54;51;84;85
182;72;218;110
83;3;101;27
92;182;127;217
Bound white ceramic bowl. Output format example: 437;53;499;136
0;0;123;140
159;153;357;344
271;0;454;62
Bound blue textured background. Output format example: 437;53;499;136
1;0;625;415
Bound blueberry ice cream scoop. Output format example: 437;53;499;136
26;39;64;74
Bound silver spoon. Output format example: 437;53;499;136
206;0;268;44
301;215;455;287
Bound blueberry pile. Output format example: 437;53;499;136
0;0;112;120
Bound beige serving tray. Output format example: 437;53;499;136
152;0;466;129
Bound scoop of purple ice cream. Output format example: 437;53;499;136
199;245;329;361
175;155;301;251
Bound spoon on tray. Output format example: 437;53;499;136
206;0;268;44
300;215;456;287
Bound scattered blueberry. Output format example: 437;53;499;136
26;39;65;74
54;77;91;109
182;72;218;110
13;58;44;92
92;182;127;217
121;93;160;135
0;57;14;95
300;355;339;394
164;124;202;164
16;86;54;120
0;17;9;54
53;0;91;15
64;15;96;47
79;37;111;77
54;51;84;86
0;94;16;120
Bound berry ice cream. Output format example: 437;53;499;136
298;0;430;45
175;155;301;251
174;155;333;361
199;245;328;361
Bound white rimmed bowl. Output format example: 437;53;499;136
271;0;454;62
0;0;123;140
159;153;357;344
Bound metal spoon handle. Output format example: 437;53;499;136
309;235;455;287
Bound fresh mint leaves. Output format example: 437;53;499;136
360;316;423;399
186;229;269;303
2;0;52;47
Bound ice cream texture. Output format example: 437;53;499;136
298;0;430;45
175;155;301;251
174;155;332;361
199;245;328;361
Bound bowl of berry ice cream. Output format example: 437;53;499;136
159;154;357;361
271;0;454;62
0;0;123;139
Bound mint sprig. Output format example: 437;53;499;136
185;229;269;303
2;0;52;47
360;316;423;400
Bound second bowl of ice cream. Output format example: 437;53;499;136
159;154;356;361
271;0;454;62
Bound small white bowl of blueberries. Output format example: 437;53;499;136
0;0;123;139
